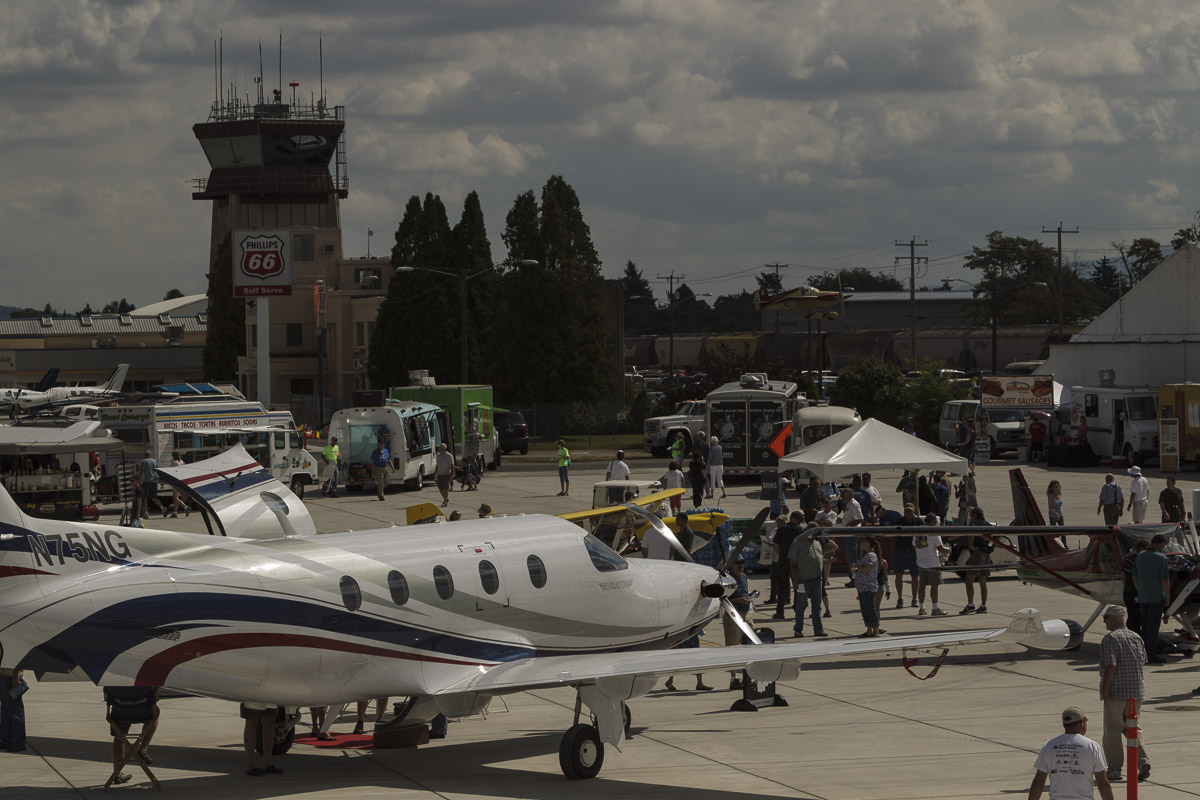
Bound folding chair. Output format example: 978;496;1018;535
103;687;161;791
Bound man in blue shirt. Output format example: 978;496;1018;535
370;440;391;501
1133;533;1171;664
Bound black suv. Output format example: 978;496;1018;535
495;411;529;454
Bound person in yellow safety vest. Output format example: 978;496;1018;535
670;431;686;466
321;437;341;497
555;439;571;496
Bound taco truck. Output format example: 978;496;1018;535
97;398;317;495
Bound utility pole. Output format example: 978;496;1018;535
895;237;928;367
1042;222;1078;333
656;270;685;378
769;262;784;334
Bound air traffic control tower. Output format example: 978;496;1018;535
191;63;365;415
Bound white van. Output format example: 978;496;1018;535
1070;385;1157;466
938;400;1027;456
329;401;447;491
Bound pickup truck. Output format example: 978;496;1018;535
643;400;706;457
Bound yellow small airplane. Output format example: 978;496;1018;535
558;487;728;554
403;489;729;556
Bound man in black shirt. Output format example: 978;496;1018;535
799;477;825;523
771;511;806;619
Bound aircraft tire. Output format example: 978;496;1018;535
559;723;604;780
255;709;298;755
290;476;305;499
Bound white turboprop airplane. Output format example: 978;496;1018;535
0;488;1076;779
11;364;129;412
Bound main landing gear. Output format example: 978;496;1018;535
558;692;632;779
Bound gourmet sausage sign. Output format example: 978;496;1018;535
979;375;1055;409
232;230;292;297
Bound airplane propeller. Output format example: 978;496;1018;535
624;504;771;646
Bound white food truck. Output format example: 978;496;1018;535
97;400;317;495
1070;383;1158;466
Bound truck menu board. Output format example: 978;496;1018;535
979;375;1055;409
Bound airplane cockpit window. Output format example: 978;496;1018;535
339;576;362;612
433;565;454;600
1098;541;1120;574
387;570;410;605
478;560;500;594
584;533;629;573
527;554;548;588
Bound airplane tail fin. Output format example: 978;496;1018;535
33;368;60;393
101;364;129;394
0;482;42;594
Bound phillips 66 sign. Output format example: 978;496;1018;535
232;230;293;297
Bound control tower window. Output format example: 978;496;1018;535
295;234;315;262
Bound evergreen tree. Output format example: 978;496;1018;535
164;289;185;300
452;191;496;385
495;176;613;403
202;233;245;381
622;260;659;335
1090;256;1124;301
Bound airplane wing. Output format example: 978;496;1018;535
429;609;1073;746
558;488;686;522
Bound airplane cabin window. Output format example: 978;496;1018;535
584;534;629;572
526;554;548;588
433;565;455;600
339;576;362;612
478;560;500;594
387;570;410;605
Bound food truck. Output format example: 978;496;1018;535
388;383;500;470
0;420;121;520
705;373;805;475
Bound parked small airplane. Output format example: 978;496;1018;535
10;364;129;412
0;481;1076;780
0;368;60;409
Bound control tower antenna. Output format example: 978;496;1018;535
212;39;218;110
257;40;263;104
278;29;283;106
319;36;324;104
219;33;223;112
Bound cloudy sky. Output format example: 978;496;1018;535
3;0;1199;310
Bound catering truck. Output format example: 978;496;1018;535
328;400;447;491
1070;382;1158;466
705;373;805;475
96;399;317;495
388;383;501;471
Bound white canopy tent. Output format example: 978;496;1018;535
777;417;969;481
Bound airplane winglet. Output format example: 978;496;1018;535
1003;608;1083;650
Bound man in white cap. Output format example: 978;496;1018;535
1126;466;1149;524
1027;707;1112;800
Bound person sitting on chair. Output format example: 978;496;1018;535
104;686;160;786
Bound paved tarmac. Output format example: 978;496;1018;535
7;453;1200;798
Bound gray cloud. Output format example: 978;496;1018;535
2;0;1200;309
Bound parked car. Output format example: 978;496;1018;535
495;410;529;455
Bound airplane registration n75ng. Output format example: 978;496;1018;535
0;488;1075;780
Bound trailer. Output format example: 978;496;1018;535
705;373;806;476
388;383;500;471
329;401;447;492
